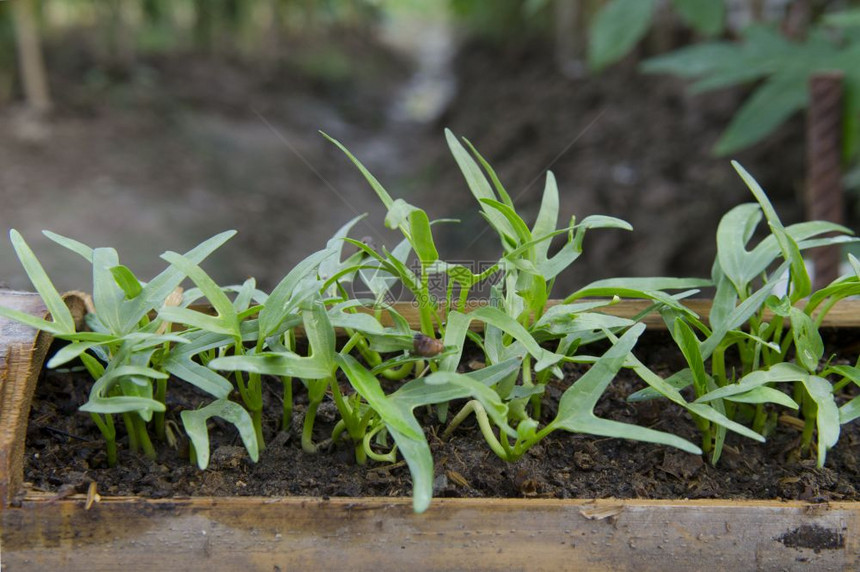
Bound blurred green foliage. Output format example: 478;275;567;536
449;0;552;44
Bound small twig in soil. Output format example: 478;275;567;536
779;414;807;431
42;425;89;442
372;460;406;473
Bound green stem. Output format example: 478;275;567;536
281;376;293;431
691;413;712;454
329;378;367;465
380;361;414;381
252;408;264;450
122;412;139;454
363;425;397;463
234;370;252;409
302;399;322;453
331;419;346;443
811;296;839;328
443;400;509;460
522;357;543;419
712;345;727;387
752;404;767;435
800;389;816;454
91;413;117;467
134;415;157;460
418;266;435;337
154;376;167;441
457;284;471;314
340;332;363;356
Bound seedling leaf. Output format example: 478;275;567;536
182;399;259;470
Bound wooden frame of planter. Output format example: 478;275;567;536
2;291;860;570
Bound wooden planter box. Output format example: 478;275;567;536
2;291;860;570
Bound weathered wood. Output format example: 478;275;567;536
0;290;87;506
2;495;858;571
376;298;860;330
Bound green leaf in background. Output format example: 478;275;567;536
640;42;740;78
181;399;260;470
641;21;860;162
670;0;724;37
714;73;808;156
46;341;102;369
822;9;860;28
844;58;860;162
589;0;657;71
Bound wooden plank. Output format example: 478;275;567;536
371;298;860;331
2;495;858;571
0;290;87;506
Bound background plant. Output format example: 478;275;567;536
586;0;860;188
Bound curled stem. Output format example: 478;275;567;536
363;424;397;463
380;361;414;381
443;400;509;460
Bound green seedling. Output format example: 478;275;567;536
632;162;857;466
0;229;247;466
6;131;860;512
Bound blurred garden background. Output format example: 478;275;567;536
1;0;859;295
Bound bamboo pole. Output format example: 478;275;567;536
10;0;51;112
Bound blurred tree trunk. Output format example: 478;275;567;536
142;0;164;27
194;0;214;52
11;0;50;112
647;0;678;54
262;0;284;67
0;6;16;106
750;0;765;22
100;0;135;71
554;0;587;77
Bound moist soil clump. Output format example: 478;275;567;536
23;331;860;503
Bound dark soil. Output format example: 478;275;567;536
22;331;860;503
